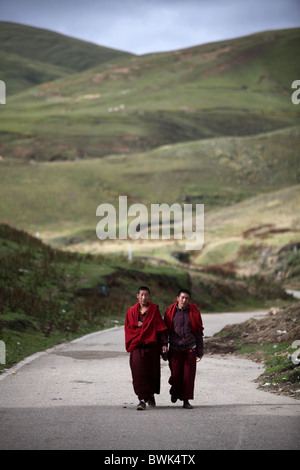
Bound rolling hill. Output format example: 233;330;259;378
0;125;298;231
0;126;299;278
1;24;299;374
0;26;299;159
0;22;133;95
0;24;299;284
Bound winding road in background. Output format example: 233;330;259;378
0;307;299;450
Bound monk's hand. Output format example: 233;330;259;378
196;356;203;362
138;320;143;328
162;345;168;354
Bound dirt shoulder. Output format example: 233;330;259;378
205;302;300;399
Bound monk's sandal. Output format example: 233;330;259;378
137;401;146;410
183;400;193;409
147;396;156;407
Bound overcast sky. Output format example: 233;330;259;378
0;0;299;54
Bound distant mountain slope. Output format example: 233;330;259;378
195;183;300;276
0;126;298;238
0;26;299;158
0;50;74;95
0;22;133;94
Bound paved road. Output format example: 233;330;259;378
286;289;300;300
0;310;299;450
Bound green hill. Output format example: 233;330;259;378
1;25;298;372
0;27;299;159
0;22;133;95
0;222;186;370
0;126;299;276
196;184;300;274
0;25;299;285
0;126;298;234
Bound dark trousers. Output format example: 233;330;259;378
130;343;160;401
168;347;197;400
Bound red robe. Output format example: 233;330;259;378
164;301;204;336
125;301;167;352
164;301;204;400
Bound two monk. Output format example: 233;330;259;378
125;286;204;410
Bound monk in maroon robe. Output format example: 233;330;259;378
125;286;168;410
164;289;204;409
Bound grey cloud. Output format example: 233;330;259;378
0;0;299;54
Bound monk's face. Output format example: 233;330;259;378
177;292;190;309
137;289;150;306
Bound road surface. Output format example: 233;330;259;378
0;309;299;450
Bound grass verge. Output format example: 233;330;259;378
205;302;300;398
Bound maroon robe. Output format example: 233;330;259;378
164;302;204;401
125;302;167;401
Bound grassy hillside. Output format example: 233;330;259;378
0;26;298;287
0;223;292;371
1;26;298;373
196;184;300;277
0;126;298;234
0;22;133;95
63;184;300;288
0;50;73;95
0;27;299;159
0;223;187;370
0;133;299;287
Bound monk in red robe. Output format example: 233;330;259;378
164;289;204;409
125;286;168;410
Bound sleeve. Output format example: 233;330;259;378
196;330;204;357
157;329;168;346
